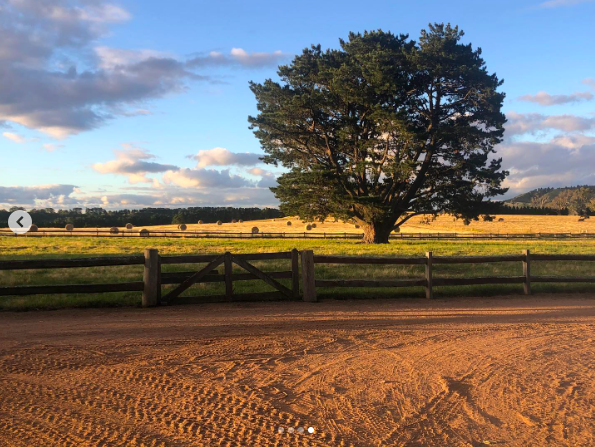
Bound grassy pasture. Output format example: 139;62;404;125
5;213;595;235
158;213;595;234
2;232;595;310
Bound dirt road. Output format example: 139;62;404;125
1;296;595;446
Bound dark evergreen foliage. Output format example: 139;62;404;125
0;207;282;228
249;24;508;243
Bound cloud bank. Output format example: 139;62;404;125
192;147;262;168
0;0;287;138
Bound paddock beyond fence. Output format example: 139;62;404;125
1;249;595;306
2;228;595;240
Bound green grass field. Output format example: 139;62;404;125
2;236;595;310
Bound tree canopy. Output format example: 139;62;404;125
249;24;508;243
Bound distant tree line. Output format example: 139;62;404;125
482;202;570;216
0;207;283;228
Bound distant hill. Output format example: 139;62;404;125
504;186;595;215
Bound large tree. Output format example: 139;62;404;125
249;24;508;243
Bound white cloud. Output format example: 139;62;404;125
163;168;252;189
77;3;131;23
538;0;593;7
192;147;262;168
93;145;178;183
549;134;595;149
2;132;27;143
94;46;172;71
518;90;593;106
505;111;595;136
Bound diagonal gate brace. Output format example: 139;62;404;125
232;255;294;298
162;254;225;303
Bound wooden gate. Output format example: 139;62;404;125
160;250;299;304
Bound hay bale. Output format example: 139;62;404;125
110;227;119;234
178;224;187;231
29;224;38;232
231;219;237;223
198;220;204;224
139;229;149;237
286;221;292;226
239;219;243;223
578;217;585;222
498;218;504;222
354;224;360;229
125;223;134;230
304;224;312;231
311;223;317;228
65;224;74;231
217;220;222;226
251;226;259;234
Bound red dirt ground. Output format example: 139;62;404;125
1;295;595;446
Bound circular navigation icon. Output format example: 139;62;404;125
8;210;32;234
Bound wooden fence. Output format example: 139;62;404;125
0;250;300;306
1;249;595;305
2;228;595;240
300;250;595;302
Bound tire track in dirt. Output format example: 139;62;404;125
2;299;595;446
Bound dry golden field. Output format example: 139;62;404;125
2;296;595;447
115;214;595;234
4;214;595;235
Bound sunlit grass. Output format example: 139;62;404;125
1;236;595;310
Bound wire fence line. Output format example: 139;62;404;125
2;228;595;240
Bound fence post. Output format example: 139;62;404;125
142;248;161;307
301;250;317;302
224;251;233;298
523;249;531;295
291;249;300;298
425;251;433;299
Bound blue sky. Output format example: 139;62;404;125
1;0;594;209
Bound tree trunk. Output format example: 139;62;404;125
361;221;394;244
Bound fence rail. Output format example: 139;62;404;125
300;249;595;302
3;228;595;240
1;249;595;305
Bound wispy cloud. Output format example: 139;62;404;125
518;90;593;106
43;143;65;152
538;0;594;8
188;49;287;69
2;132;28;143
